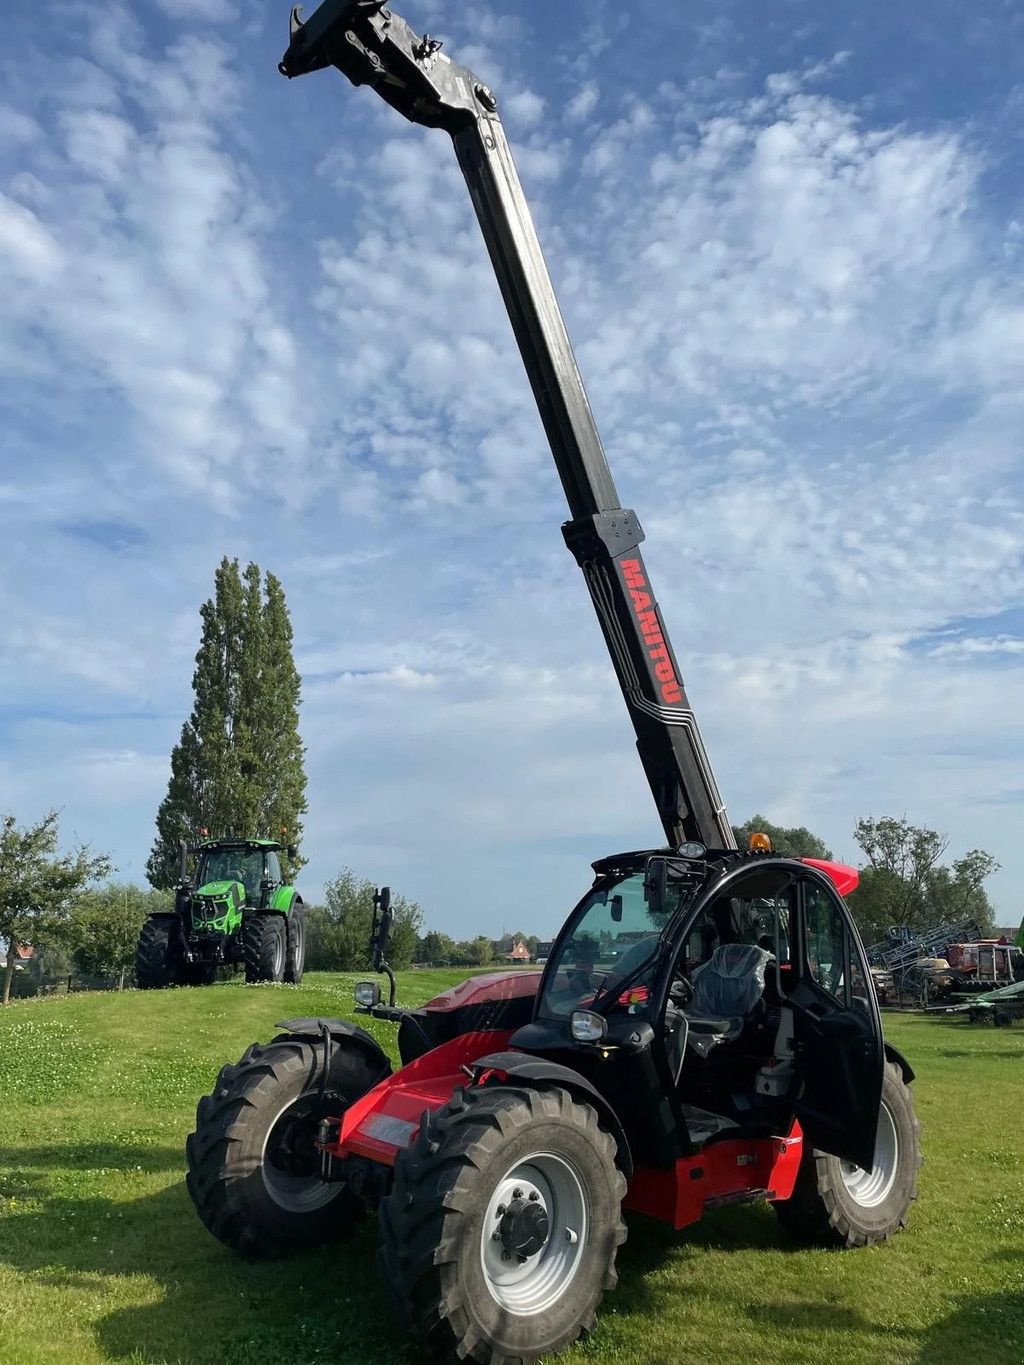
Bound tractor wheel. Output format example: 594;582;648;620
186;1034;389;1257
284;905;305;985
774;1061;921;1248
243;914;286;984
378;1085;627;1365
136;917;179;990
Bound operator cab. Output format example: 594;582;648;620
196;843;282;905
517;845;884;1172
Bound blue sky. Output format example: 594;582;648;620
1;0;1021;937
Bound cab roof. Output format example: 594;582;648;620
195;838;284;852
590;847;859;897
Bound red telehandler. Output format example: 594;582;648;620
186;7;921;1361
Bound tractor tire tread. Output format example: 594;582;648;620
186;1035;387;1258
378;1084;626;1365
775;1060;921;1248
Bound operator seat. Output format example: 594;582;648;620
685;943;773;1057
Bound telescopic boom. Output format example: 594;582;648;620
280;1;735;851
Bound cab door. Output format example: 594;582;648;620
789;875;883;1170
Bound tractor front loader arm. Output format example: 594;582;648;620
281;3;735;851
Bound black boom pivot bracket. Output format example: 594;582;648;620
280;2;736;852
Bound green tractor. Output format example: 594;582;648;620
136;837;306;989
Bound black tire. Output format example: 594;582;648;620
186;1035;389;1257
136;917;179;989
378;1085;628;1365
284;905;305;985
243;914;287;984
774;1061;921;1248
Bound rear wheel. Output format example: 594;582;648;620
243;914;286;984
186;1035;389;1257
774;1061;921;1247
284;905;305;985
136;917;179;989
378;1086;627;1365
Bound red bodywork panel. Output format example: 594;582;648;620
419;970;542;1011
801;857;859;897
336;1031;516;1165
331;1024;805;1226
624;1123;803;1229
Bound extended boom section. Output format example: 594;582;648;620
281;0;735;851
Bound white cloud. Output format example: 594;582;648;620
1;1;1021;933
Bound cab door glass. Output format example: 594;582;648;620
804;883;851;1006
265;851;282;884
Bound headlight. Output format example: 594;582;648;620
571;1010;606;1042
354;981;380;1008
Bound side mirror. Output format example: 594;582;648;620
610;894;623;924
287;844;298;860
644;857;668;917
371;886;393;970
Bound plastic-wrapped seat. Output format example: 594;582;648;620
685;943;772;1057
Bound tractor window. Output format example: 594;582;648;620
804;883;851;1005
265;851;282;883
673;881;795;987
538;871;690;1019
199;849;264;900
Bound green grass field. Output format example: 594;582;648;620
1;972;1022;1365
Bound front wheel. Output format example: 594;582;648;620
243;914;286;984
186;1035;389;1257
136;917;179;989
378;1086;627;1365
774;1060;921;1247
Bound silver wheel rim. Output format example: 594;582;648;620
272;929;285;979
261;1091;340;1213
479;1153;587;1315
839;1100;899;1208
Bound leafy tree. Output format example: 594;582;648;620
732;815;833;861
147;558;308;887
452;937;493;967
0;811;110;1005
418;930;457;964
71;884;173;988
848;816;998;942
305;869;423;972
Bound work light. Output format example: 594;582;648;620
354;981;380;1008
570;1010;606;1042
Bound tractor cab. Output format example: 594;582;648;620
194;839;286;908
516;847;885;1171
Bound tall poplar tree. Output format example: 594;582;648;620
147;558;308;888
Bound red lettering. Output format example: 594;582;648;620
621;559;645;589
621;558;684;708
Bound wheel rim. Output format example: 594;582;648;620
261;1092;340;1213
839;1100;899;1208
272;929;285;979
479;1152;588;1315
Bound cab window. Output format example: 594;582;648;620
265;851;282;883
803;882;851;1005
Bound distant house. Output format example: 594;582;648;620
0;943;34;971
502;940;532;964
